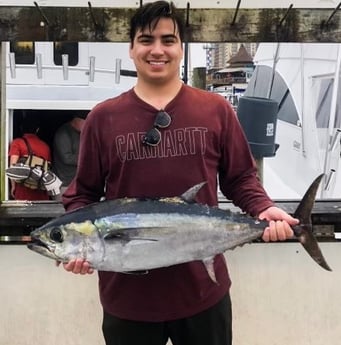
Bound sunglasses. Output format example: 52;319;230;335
142;110;172;146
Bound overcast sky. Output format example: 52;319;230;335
188;43;207;69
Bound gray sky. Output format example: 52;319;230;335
188;43;207;69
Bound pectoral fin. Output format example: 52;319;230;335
122;270;149;275
103;228;159;243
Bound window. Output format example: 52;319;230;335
245;65;300;126
53;42;79;66
315;78;341;129
10;41;35;64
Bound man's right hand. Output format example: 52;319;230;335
56;259;94;275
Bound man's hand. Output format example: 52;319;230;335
56;259;94;275
258;206;299;242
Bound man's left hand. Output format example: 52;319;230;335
258;206;299;242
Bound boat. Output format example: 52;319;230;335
2;41;340;202
244;43;341;199
2;41;136;200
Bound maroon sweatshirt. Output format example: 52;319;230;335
63;84;274;321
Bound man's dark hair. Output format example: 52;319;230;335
129;1;185;44
74;110;88;120
21;116;40;134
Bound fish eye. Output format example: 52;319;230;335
50;228;63;243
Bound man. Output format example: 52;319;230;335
8;117;51;200
61;2;298;344
53;112;87;195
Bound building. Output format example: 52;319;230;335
206;44;256;107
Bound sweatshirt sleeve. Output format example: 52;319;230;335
8;139;22;157
218;102;274;217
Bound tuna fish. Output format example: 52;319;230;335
27;174;331;281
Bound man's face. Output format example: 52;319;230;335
129;18;184;85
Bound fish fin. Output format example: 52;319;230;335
103;229;159;243
293;174;332;271
181;182;207;203
122;270;149;275
203;257;219;284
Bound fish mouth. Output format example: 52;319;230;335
27;237;49;250
27;237;60;261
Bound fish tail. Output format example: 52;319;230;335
293;174;332;271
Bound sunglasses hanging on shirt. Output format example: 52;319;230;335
142;110;172;146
